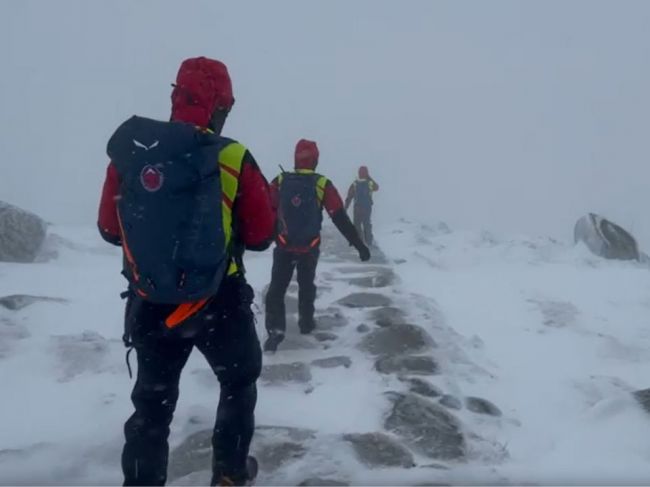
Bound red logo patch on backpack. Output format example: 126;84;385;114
140;165;164;192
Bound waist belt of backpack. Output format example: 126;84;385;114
164;253;243;329
278;235;321;253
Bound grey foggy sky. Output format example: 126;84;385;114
1;0;650;245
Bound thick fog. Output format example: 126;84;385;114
2;0;650;245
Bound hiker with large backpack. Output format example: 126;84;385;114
98;57;275;486
263;139;370;352
345;165;379;246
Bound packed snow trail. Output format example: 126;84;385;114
2;221;650;484
168;226;507;486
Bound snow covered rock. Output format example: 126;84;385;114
169;426;316;481
315;311;348;330
0;317;30;358
343;432;415;468
0;201;47;262
313;331;338;342
338;292;391;308
254;426;315;472
375;355;439;375
346;267;395;288
298;478;348;486
574;213;640;261
439;395;462;410
51;331;110;381
401;377;443;398
0;294;68;311
261;362;312;384
167;429;212;482
385;393;465;460
633;388;650;414
359;324;435;356
370;306;407;327
311;356;352;369
465;397;502;417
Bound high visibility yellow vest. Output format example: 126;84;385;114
219;141;247;275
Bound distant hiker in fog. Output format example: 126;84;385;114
345;165;379;246
98;57;274;486
264;139;370;352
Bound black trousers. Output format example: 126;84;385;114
353;205;373;245
265;247;319;335
121;276;262;486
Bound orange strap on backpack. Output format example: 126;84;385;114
165;298;210;329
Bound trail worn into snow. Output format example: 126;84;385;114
170;227;505;486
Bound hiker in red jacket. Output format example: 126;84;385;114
98;57;274;486
345;165;379;246
263;139;370;352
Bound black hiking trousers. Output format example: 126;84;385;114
121;276;262;486
265;246;319;335
353;205;373;246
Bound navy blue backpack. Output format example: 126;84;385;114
278;172;324;251
107;116;228;304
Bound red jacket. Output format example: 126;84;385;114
98;149;275;252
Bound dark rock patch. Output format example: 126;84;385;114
337;293;391;309
385;393;465;460
311;356;352;369
0;295;68;311
168;429;212;481
633;388;650;414
439;395;462;410
465;397;502;417
376;355;439;376
359;324;434;356
299;478;349;486
401;377;443;398
261;362;312;385
370;307;407;327
313;331;338;342
344;432;415;468
315;312;348;331
356;324;370;333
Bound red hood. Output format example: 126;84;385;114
170;57;234;127
294;139;319;170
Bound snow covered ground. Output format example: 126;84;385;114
1;219;650;485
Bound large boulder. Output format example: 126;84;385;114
0;201;47;263
574;213;639;261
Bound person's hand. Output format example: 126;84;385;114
357;243;371;262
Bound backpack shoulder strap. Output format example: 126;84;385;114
315;175;328;205
218;140;247;275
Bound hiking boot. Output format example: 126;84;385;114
213;456;258;486
263;332;284;352
299;317;316;335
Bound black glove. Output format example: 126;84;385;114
357;243;371;262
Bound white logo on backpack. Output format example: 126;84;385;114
133;139;160;151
